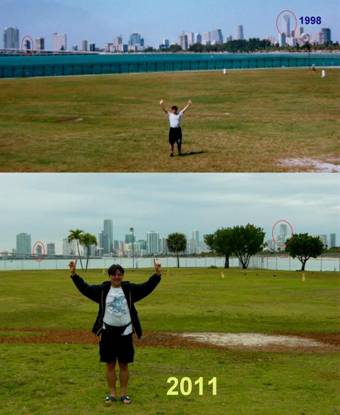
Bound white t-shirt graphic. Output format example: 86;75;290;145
168;111;183;128
103;287;132;336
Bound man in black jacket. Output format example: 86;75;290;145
69;259;162;405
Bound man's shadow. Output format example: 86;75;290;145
179;151;206;157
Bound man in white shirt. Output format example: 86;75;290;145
69;259;162;406
160;99;192;157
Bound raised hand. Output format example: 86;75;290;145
153;258;162;276
69;260;77;275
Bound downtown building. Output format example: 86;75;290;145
16;233;31;257
128;33;144;51
98;219;113;255
235;25;244;40
53;33;67;51
3;27;19;50
35;37;45;51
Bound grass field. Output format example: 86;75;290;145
0;69;339;172
0;268;339;414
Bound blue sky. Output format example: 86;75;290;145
0;174;338;252
0;0;339;48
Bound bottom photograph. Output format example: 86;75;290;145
0;173;339;415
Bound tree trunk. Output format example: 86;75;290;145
85;247;89;271
77;241;84;270
177;254;180;268
224;255;230;269
301;261;306;272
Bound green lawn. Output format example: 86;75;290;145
0;269;339;414
0;69;339;172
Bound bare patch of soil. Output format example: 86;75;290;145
1;329;339;353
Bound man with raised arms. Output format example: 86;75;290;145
160;99;192;157
69;259;162;405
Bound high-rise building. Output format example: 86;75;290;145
210;29;224;45
179;32;188;50
62;238;77;256
192;230;200;244
330;233;336;248
129;33;144;51
147;231;160;255
283;14;291;37
195;33;202;44
101;220;113;254
89;43;96;52
53;33;67;51
319;28;332;44
35;37;45;51
3;27;19;50
236;25;244;41
16;233;31;256
186;32;195;47
319;235;328;248
47;243;55;256
202;32;211;45
279;33;287;47
81;40;88;51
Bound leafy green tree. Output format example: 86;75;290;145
80;233;98;271
204;228;233;269
68;229;84;270
231;224;265;269
167;233;187;268
285;234;324;271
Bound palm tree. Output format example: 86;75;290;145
80;233;98;271
68;229;84;270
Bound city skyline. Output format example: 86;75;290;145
0;0;339;49
0;174;338;253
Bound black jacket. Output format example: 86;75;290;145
71;273;161;338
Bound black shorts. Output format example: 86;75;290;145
99;329;134;364
169;127;182;145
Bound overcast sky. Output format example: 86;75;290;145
0;0;339;48
0;174;339;252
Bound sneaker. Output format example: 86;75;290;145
170;153;174;158
121;395;132;405
105;395;117;404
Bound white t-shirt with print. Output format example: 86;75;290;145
168;111;183;128
103;287;133;336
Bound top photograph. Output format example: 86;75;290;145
0;0;339;173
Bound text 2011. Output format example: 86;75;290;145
167;377;217;396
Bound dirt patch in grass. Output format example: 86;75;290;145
1;328;339;353
278;158;340;172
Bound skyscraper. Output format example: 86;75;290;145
210;29;224;45
319;28;332;44
147;231;160;255
62;238;77;256
16;233;31;256
179;32;189;50
236;25;244;41
103;220;113;254
47;243;56;256
53;33;67;51
81;40;88;51
283;14;291;37
35;38;45;51
3;27;19;50
330;233;336;248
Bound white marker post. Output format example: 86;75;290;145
223;69;227;75
321;70;326;78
